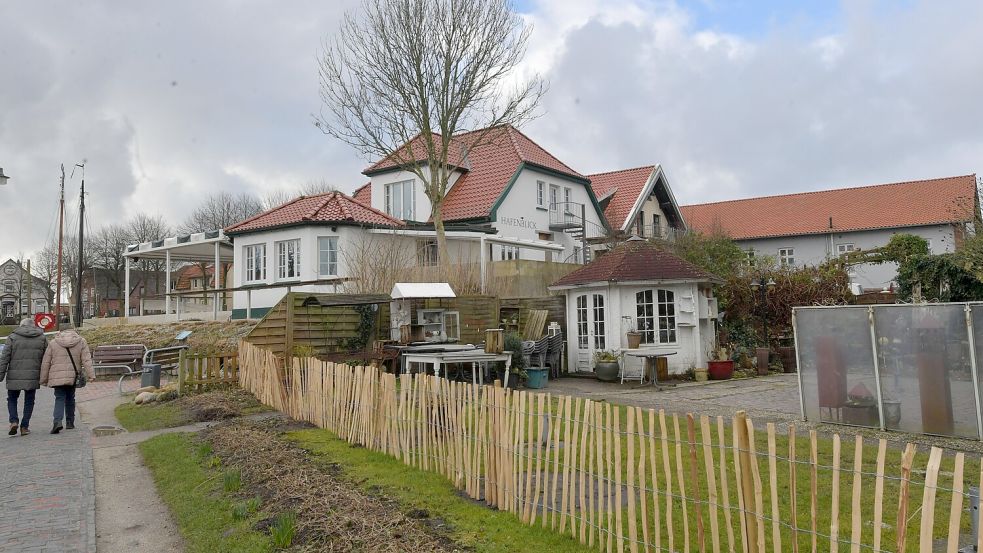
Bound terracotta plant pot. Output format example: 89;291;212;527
626;332;642;349
707;360;734;380
594;361;620;382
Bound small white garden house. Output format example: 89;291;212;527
548;239;720;375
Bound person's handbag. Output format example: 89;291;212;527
66;347;87;389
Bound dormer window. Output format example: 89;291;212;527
385;180;416;221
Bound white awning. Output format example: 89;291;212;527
391;282;456;299
123;230;234;263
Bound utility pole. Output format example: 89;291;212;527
55;164;65;328
74;163;86;328
25;259;32;318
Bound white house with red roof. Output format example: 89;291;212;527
680;175;979;291
221;125;690;317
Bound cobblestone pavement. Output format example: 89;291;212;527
0;388;96;553
77;375;172;403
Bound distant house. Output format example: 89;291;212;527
680;175;979;291
549;240;719;375
80;267;168;318
0;259;52;323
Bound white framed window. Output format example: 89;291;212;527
33;299;45;313
384;180;416;220
191;278;203;289
2;280;13;293
500;245;519;261
573;245;583;264
418;239;439;267
318;236;339;277
564;187;572;213
536;181;546;208
836;243;855;258
652;214;661;238
442;311;460;341
636;289;677;344
276;239;301;280
549;184;560;213
745;249;756;265
778;248;795;266
244;244;266;283
592;293;606;350
576;295;588;349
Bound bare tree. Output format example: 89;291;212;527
179;191;264;234
315;0;546;275
261;179;339;211
126;213;173;297
61;233;95;317
33;242;59;308
91;224;132;305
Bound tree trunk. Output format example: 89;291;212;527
432;201;452;280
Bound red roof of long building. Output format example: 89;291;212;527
360;125;585;221
225;191;404;234
589;165;656;231
551;240;717;287
679;175;978;240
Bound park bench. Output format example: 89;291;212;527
92;344;147;377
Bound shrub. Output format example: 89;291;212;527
269;511;297;549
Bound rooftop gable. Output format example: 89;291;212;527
680;174;979;240
225;191;404;235
550;240;717;288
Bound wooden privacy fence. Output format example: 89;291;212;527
238;341;983;552
179;352;239;394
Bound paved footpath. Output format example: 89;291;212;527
0;388;96;553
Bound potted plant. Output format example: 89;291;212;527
497;332;525;388
707;346;734;380
624;316;642;349
593;350;621;382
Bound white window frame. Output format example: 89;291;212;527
636;288;677;345
384;180;416;221
836;243;855;258
536;181;546;208
564;187;573;214
276;239;302;280
442;311;460;341
418;239;439;267
549;184;560;213
576;295;589;349
778;248;795;267
500;245;519;261
243;244;266;283
592;293;606;350
317;236;339;277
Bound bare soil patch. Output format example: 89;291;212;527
202;420;461;552
176;387;268;422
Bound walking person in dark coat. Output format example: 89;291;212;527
40;329;95;434
0;318;47;436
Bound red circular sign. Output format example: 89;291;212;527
34;313;56;332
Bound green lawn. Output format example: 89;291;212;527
0;325;14;338
287;428;594;553
139;433;272;553
116;401;192;432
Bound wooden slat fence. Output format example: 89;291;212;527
238;341;983;552
179;352;239;394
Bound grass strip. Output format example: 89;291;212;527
287;428;593;553
139;432;272;553
116;401;191;432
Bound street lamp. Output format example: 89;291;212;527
750;276;776;375
0;168;9;186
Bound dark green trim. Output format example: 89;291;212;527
523;162;591;185
232;307;271;320
488;164;526;222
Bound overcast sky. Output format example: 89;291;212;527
1;0;982;263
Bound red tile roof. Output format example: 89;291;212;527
225;191;404;234
352;181;371;204
680;175;978;240
589;166;656;231
551;240;717;287
360;125;585;221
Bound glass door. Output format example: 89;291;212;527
575;292;607;371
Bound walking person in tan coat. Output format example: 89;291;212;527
40;330;95;434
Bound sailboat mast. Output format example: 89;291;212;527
74;174;85;328
55;164;65;328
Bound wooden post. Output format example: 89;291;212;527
849;435;863;553
896;443;916;553
177;348;186;395
830;434;841;553
919;447;944;553
734;411;757;553
767;423;781;553
946;452;965;553
871;439;886;552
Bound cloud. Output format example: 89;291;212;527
520;0;983;205
1;0;981;265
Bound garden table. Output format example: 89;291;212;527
622;350;677;389
401;349;514;386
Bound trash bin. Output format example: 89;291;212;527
141;364;161;388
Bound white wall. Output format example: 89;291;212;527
231;226;370;313
368;168;465;223
492;167;606;262
562;281;711;376
738;224;960;290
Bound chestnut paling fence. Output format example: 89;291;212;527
239;341;983;552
